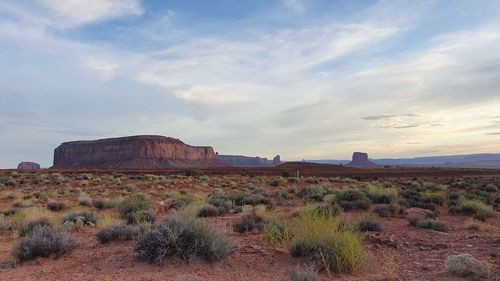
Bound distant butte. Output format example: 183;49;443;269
52;135;224;169
345;152;378;168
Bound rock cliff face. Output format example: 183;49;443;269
53;135;223;169
345;152;378;168
217;154;281;167
272;155;281;166
17;162;41;170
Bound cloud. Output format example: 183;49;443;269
38;0;143;28
362;113;418;121
284;0;305;14
486;132;500;135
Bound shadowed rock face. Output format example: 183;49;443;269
346;152;378;168
17;162;40;170
53;135;223;169
217;155;270;167
272;155;281;165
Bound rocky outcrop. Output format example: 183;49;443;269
53;135;223;169
217;155;271;167
345;152;378;168
218;154;282;167
17;162;41;170
272;155;281;166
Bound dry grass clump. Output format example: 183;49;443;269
288;207;364;274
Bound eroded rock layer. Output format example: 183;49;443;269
53;135;223;169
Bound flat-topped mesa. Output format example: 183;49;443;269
345;152;378;168
17;162;41;170
53;135;223;169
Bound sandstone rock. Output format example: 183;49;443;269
345;152;378;168
272;155;281;165
218;154;271;167
17;162;40;170
405;207;435;219
53;135;224;169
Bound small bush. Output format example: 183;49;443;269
445;254;490;277
197;204;219;217
13;225;77;262
297;186;328;202
118;194;150;216
269;178;287;187
135;212;233;263
126;210;156;225
335;189;370;211
289;265;318;281
373;203;405;217
92;199;117;209
47;201;66;212
415;218;447;232
233;211;266;233
18;218;53;237
96;224;137;244
63;211;97;227
357;215;382;232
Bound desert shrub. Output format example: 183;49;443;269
263;221;290;245
480;184;498;192
313;205;343;217
421;192;446;206
415;218;447;232
273;190;288;204
445;254;491;277
448;197;494;221
288;208;363;273
18;218;53;237
373;203;405;217
289;265;318;281
233;211;266;233
303;177;319;184
47;201;66;212
92;199;117;209
126;210;156;225
297;186;328;202
135;212;233;263
197;204;219;218
335;189;370;211
13;225;77;262
207;193;235;213
406;215;420;226
357;215;382;232
363;183;397;204
118;194;150;216
96;224;137;244
269;178;287;187
63;211;97;227
78;198;92;206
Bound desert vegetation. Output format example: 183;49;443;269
0;171;498;280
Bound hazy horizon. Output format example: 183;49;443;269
1;0;500;168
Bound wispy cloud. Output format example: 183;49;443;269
38;0;143;28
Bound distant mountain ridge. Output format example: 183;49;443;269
308;153;500;168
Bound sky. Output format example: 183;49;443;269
1;0;500;168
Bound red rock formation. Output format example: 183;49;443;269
53;135;223;169
17;162;41;170
272;155;281;166
345;152;378;168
